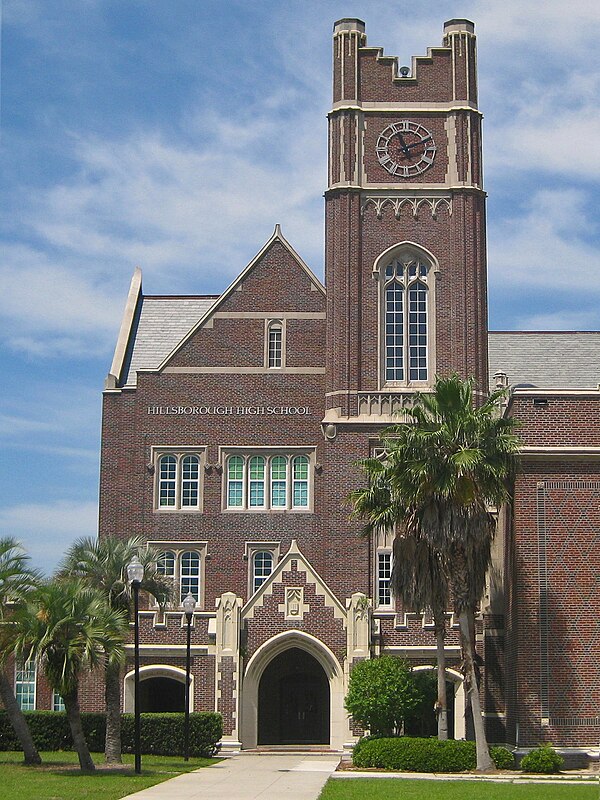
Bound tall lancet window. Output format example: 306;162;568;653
383;256;431;384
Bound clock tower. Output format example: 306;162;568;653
324;18;488;425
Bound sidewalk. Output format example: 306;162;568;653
121;753;341;800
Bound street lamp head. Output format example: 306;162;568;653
127;554;144;585
182;592;196;619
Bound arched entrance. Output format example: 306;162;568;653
258;647;329;745
123;665;193;713
240;631;345;750
139;677;185;712
404;666;465;739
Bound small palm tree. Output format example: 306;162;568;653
10;578;127;771
60;536;171;763
351;455;451;739
352;375;519;770
0;537;42;765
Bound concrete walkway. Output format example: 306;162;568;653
121;753;341;800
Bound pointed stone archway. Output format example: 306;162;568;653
240;631;346;750
258;647;329;745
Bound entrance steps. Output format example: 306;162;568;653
248;745;343;755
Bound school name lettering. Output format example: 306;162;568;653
147;405;310;416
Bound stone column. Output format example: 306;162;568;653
215;592;243;750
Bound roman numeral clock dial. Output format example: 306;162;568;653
376;121;436;178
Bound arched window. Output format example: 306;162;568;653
224;451;313;510
292;455;309;508
227;456;244;507
270;456;288;508
252;551;274;593
181;455;200;507
267;321;283;368
157;550;176;578
158;455;177;507
154;548;204;608
156;452;203;510
180;550;200;603
380;251;434;386
249;456;266;508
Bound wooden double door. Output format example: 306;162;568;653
258;647;329;745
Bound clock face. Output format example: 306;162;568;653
376;121;436;178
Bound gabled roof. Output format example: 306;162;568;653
489;331;600;390
241;540;346;622
156;225;325;373
105;226;322;390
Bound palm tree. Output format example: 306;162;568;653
352;375;519;770
0;537;42;765
9;578;127;771
60;536;171;763
351;456;451;739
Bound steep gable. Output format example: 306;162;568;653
159;227;325;371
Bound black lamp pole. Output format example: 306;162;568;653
182;592;195;762
127;555;144;775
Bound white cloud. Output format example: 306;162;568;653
0;243;123;356
516;310;600;331
0;413;57;436
486;73;600;181
472;0;600;51
1;91;325;358
489;189;600;290
0;500;98;573
0;384;100;451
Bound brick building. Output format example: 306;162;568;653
13;18;600;757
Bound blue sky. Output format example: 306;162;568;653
1;0;600;572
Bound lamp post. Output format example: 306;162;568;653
127;555;144;774
182;592;195;762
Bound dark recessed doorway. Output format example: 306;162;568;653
139;676;185;712
404;671;456;739
258;647;330;745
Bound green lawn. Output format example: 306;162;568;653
1;750;219;800
319;778;599;800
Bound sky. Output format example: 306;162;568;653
1;0;600;572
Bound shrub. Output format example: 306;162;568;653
521;745;564;774
352;736;515;772
345;656;423;736
0;710;222;757
490;746;515;770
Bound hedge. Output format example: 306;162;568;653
352;736;515;772
0;711;222;758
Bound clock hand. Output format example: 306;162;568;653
404;136;432;151
397;133;410;157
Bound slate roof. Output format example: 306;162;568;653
488;331;600;389
121;296;216;387
120;300;600;391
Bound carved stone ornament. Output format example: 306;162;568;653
281;587;308;621
363;196;452;220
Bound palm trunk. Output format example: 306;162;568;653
63;690;95;771
433;609;448;740
458;608;493;771
0;668;42;765
104;661;122;763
